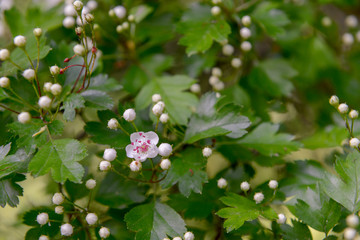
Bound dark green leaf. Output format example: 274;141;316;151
280;219;312;240
88;74;123;92
129;5;153;23
61;93;85;122
0;174;25;207
81;90;114;110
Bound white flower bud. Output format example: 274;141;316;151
241;15;251;26
14;35;26;47
338;103;349;114
63;16;75;28
64;4;77;16
160;159;171;170
73;0;83;11
44;82;52;92
190;83;201;94
184;231;195;240
343;33;354;46
277;213;286;224
241;41;252;52
23;69;35;81
38;96;52;109
231;58;242;68
160;113;169;123
86;213;98;225
329;95;339;106
76;16;83;26
349;110;359;119
123;108;136;122
122;21;129;29
216;92;221;98
240;181;250;191
202;147;212;157
86;0;98;11
85;13;94;23
0;49;10;61
346;15;358;28
108;9;115;17
222;44;234;56
103;148;117;161
86;179;96;189
211;6;221;16
73;44;86;56
162;238;170;240
33;28;42;38
213;81;224;91
55;206;64;214
344;227;357;240
99;160;111;171
18;112;31;124
152;102;164;116
50;65;60;76
128;14;135;22
347;214;359;227
39;235;49;240
173;237;182;240
217;178;227;189
99;227;110;238
36;212;49;225
107;118;119;130
0;77;10;88
269;180;278;189
254;192;264;204
350;138;360;148
114;5;126;19
152;94;162;103
212;0;222;4
240;27;251;39
129;160;142;172
158;143;172;157
52;192;65;205
209;76;220;86
321;16;332;27
116;25;123;33
50;83;62;96
212;67;222;77
61;223;73;236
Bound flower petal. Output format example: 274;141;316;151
146;146;159;158
130;132;144;143
125;144;135;158
144;131;159;145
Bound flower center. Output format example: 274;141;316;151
132;139;152;154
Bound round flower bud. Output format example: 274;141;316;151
123;108;136;122
33;28;42;38
50;83;62;96
122;21;129;29
240;181;250;191
231;58;242;68
23;69;35;81
160;159;171;170
36;212;49;225
254;192;264;204
217;178;227;189
14;35;26;48
329;95;339;106
43;82;52;92
152;94;162;103
190;83;201;94
222;44;234;56
347;214;359;227
160;113;169;124
114;5;126;19
349;110;359;119
99;160;111;171
73;0;83;11
107;118;119;130
64;4;77;16
18;112;31;124
350;138;360;148
108;9;115;17
86;179;96;189
99;227;110;238
338;103;349;114
241;15;251;26
344;227;357;240
39;235;49;240
209;76;220;86
321;16;332;27
50;65;60;76
129;160;142;172
38;96;52;109
73;44;86;56
86;213;98;225
202;147;212;157
277;213;286;224
0;49;10;61
152;103;164;116
184;232;195;240
211;6;221;16
103;148;117;161
240;27;251;39
213;81;224;91
343;33;354;46
212;67;222;77
84;13;94;23
116;25;123;33
346;15;358;28
269;180;278;189
128;14;135;22
173;237;182;240
63;16;75;28
158;143;172;157
52;192;65;205
241;41;252;52
55;206;64;214
61;223;73;236
86;0;98;11
0;77;10;88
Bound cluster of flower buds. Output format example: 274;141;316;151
208;67;225;91
162;231;195;240
240;15;252;52
344;214;359;239
63;0;97;29
108;5;134;34
99;148;117;171
152;94;169;123
341;15;360;47
211;0;222;16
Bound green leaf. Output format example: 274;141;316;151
160;148;208;197
302;126;348;149
177;4;231;55
280;219;312;240
125;202;186;240
129;5;153;23
238;123;302;156
61;93;85;122
88;74;123;92
135;75;198;125
321;151;360;212
184;93;251;143
0;147;33;179
81;90;114;110
28;139;87;183
0;173;25;207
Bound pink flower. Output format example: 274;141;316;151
125;131;159;162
